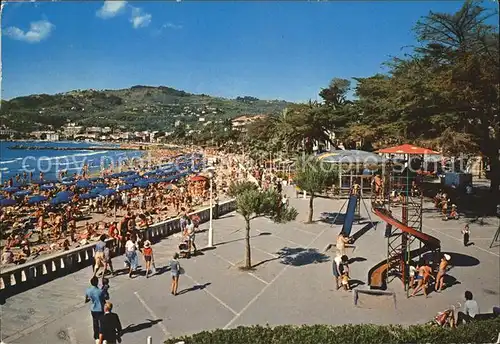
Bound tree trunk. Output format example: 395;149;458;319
307;194;314;223
244;219;252;269
489;153;500;201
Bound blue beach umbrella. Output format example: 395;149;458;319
28;195;48;205
79;193;98;200
90;187;105;195
118;184;133;191
13;190;32;197
56;191;74;199
31;180;45;185
40;185;56;191
50;197;69;206
76;180;92;188
0;198;17;207
100;189;116;197
2;186;20;193
94;183;107;189
134;180;149;188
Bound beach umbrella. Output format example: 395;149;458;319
123;176;139;183
109;173;121;179
50;197;69;206
118;184;133;191
31;180;45;185
94;183;107;189
164;184;177;190
28;195;48;205
134;180;149;188
79;193;98;200
0;198;17;207
2;186;20;193
62;176;76;182
190;175;207;182
13;190;32;197
40;185;56;191
100;189;116;197
56;191;74;199
42;178;59;184
89;176;104;182
76;180;92;188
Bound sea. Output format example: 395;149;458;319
0;141;145;183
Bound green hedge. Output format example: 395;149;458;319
165;319;500;344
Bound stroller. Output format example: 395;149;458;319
178;239;191;259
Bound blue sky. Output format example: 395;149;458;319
1;1;495;102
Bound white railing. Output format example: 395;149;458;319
0;200;236;297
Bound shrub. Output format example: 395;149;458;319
165;319;500;344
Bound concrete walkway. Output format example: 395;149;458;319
2;188;499;344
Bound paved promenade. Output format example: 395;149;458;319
2;188;499;344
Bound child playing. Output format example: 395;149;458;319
462;224;471;247
341;265;350;291
102;277;110;301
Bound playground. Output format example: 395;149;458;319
2;185;499;343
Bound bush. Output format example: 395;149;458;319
165;319;500;344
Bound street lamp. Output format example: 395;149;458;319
206;166;215;247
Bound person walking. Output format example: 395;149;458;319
125;234;139;278
462;224;471;247
98;302;122;344
410;260;434;298
85;276;104;343
170;253;181;296
186;220;197;254
93;235;107;277
435;254;450;292
142;240;154;278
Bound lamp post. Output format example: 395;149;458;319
207;167;215;247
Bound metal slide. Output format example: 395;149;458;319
368;207;441;289
341;195;358;237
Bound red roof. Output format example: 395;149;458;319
377;144;440;155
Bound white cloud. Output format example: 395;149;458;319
96;0;127;19
4;20;55;43
130;7;152;29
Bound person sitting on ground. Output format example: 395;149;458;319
456;291;480;326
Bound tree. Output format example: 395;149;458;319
275;102;333;153
228;181;298;269
294;156;338;223
353;1;499;197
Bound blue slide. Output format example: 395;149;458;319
341;195;358;237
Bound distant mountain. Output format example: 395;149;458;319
0;86;293;133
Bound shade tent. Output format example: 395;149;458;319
377;144;440;155
317;150;387;167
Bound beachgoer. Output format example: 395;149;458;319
410;261;434;297
435;254;450;292
125;234;139;278
101;277;110;301
462;224;471;247
186;220;197;254
332;254;348;290
93;234;107;277
85;276;104;343
170;253;181;296
456;291;480;326
142;240;154;278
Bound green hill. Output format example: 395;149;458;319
0;86;292;132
